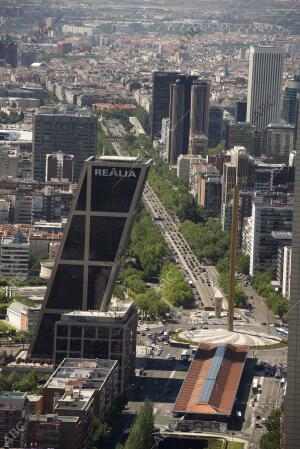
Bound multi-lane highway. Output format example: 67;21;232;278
102;119;218;310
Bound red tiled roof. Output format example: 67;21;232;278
173;343;247;416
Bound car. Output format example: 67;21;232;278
262;322;267;326
140;332;145;336
190;326;196;330
163;341;169;345
166;354;171;359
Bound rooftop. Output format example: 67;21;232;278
44;358;118;391
61;300;134;323
29;413;79;423
173;343;247;417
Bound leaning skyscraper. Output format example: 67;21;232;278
28;155;152;359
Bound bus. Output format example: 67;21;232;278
180;350;189;362
276;328;288;339
169;340;189;348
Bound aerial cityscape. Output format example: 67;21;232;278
0;0;299;448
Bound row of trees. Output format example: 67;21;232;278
0;370;49;394
118;399;155;449
252;269;288;320
216;259;247;308
97;125;116;156
260;408;281;449
129;209;168;278
122;133;206;223
160;263;194;307
0;111;24;124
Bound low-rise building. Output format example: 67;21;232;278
0;232;29;278
0;392;29;448
27;414;82;449
6;300;40;333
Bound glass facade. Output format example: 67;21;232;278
47;265;83;309
30;158;150;359
89;217;125;262
61;216;85;260
91;167;141;212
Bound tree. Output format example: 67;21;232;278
124;399;154;449
135;289;169;319
260;409;280;449
92;419;112;449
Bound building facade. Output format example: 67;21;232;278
246;46;284;131
53;302;137;392
249;196;293;275
150;71;178;140
32;106;97;182
28;156;151;359
0;233;29;278
285;152;300;449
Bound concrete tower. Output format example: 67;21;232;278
246;46;284;131
189;80;210;137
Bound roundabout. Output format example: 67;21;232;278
179;327;283;348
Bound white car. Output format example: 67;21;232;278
166;354;171;359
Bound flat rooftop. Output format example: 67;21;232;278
44;358;117;391
173;343;247;417
29;414;79;423
61;300;134;323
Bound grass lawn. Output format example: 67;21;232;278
227;442;245;449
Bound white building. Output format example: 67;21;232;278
6;301;40;333
282;246;292;299
0;233;29;278
246;46;284;131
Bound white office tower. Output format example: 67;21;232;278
285;152;300;449
246;46;284;131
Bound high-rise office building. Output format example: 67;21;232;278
266;123;294;164
282;71;300;125
249;195;293;275
235;101;247;123
167;75;199;164
285;151;300;449
189;80;210;137
28;155;151;359
208;106;224;148
150;71;178;140
32;106;97;182
0;37;17;68
225;122;255;154
246;46;284;131
20;51;36;67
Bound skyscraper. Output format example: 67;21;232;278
282;71;300;125
0;37;17;68
285;151;300;449
28;155;152;359
189;80;210;137
32;106;97;182
167;75;199;164
246;46;284;131
150;71;178;140
235;101;247;123
208;106;224;148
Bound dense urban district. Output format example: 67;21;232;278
0;0;299;448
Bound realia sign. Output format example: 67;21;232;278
94;168;137;178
